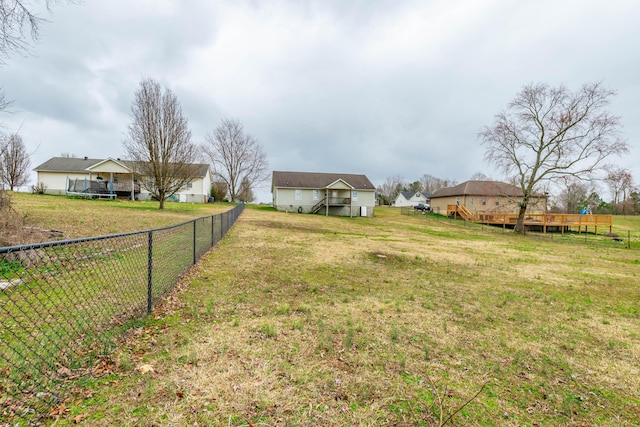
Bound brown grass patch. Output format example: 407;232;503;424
15;206;640;426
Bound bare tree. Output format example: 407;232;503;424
236;176;254;203
469;171;491;181
0;136;5;190
123;78;198;209
60;152;78;158
0;89;9;112
0;0;78;61
605;167;634;213
376;175;404;205
202;118;269;203
419;174;455;194
558;178;590;214
0;1;77;115
480;82;628;233
0;132;31;190
211;180;227;202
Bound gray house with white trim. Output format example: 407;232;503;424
271;171;376;217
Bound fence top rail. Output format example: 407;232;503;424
0;205;243;254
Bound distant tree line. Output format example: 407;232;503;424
553;172;639;215
377;167;639;215
376;174;458;206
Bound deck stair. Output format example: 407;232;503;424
311;198;326;214
455;204;473;221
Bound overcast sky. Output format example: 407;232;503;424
1;0;638;202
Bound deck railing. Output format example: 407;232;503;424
111;181;141;193
447;205;612;233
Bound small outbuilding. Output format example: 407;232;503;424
271;171;376;217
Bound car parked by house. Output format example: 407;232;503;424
414;203;430;212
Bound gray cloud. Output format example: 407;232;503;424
1;0;638;201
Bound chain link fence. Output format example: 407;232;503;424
0;204;244;422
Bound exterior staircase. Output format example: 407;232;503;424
454;204;474;221
311;198;326;214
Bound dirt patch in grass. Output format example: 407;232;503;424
0;193;67;246
22;206;640;426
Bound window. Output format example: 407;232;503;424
482;197;487;206
495;198;500;206
352;191;358;201
469;197;474;206
186;181;193;189
295;189;302;200
313;190;319;200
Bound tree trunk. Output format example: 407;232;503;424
514;203;528;234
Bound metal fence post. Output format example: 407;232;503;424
0;205;246;414
147;230;153;314
193;220;197;265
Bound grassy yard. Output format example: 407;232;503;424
3;196;640;426
30;204;637;426
5;192;232;241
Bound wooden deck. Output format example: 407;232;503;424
447;205;612;234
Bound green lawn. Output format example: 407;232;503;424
2;198;640;426
47;206;640;426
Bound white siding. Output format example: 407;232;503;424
38;172;89;195
37;168;211;203
394;194;411;207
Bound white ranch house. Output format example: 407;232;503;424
272;171;376;217
394;191;430;207
33;157;212;203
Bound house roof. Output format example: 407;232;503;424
122;160;211;178
431;180;544;198
86;158;130;171
33;157;105;172
397;191;431;200
272;171;374;190
399;191;413;199
34;157;210;177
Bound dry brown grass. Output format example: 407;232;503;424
16;205;640;426
2;192;229;244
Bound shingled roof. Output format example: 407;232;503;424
431;180;543;198
34;157;210;177
399;191;431;199
272;171;374;190
33;157;104;172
